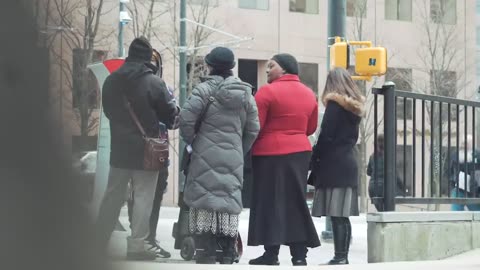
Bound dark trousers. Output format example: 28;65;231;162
264;243;308;261
368;180;384;212
128;169;168;241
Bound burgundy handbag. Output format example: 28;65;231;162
124;96;169;170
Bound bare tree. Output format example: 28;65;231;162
410;1;469;203
128;0;169;40
44;0;113;151
185;1;221;94
157;0;220;95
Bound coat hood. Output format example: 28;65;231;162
203;75;252;110
116;60;154;81
324;93;365;117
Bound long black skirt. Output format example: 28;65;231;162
248;151;320;248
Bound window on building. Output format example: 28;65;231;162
239;0;269;10
386;68;412;120
238;59;259;92
289;0;319;14
72;49;107;109
385;0;412;21
430;0;456;25
347;0;367;18
430;70;456;97
298;63;319;95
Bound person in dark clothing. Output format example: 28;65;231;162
126;49;176;258
449;135;480;211
366;134;407;212
309;67;365;265
367;134;386;212
96;37;179;261
248;53;320;266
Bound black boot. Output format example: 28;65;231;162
249;245;280;265
195;234;216;264
290;243;307;266
220;236;235;264
328;217;350;265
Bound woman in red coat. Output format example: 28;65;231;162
248;53;320;266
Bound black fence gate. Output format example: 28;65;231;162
372;83;480;211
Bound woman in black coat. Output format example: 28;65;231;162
309;67;365;265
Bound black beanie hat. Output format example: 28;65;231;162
271;53;299;75
205;47;236;70
127;36;152;62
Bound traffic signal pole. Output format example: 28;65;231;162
322;0;346;242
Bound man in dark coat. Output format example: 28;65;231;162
96;37;179;261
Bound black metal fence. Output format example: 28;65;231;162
372;83;480;211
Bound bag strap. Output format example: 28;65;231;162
194;96;215;133
123;96;147;138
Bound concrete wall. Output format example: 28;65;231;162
367;211;480;263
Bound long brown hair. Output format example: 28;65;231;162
321;67;364;105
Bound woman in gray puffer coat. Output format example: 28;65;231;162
179;47;260;264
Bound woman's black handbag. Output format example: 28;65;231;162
180;96;215;176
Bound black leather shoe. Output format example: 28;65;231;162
292;259;307;266
327;255;349;265
249;255;280;265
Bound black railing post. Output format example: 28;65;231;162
383;82;396;211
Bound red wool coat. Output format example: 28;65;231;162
252;74;318;156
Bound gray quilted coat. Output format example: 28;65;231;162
179;75;260;215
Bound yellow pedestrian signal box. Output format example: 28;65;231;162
329;36;388;81
355;47;387;76
330;39;349;69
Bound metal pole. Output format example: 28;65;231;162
383;82;396;211
118;1;125;57
477;87;480;148
322;0;346;242
178;0;187;196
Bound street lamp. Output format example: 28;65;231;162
118;0;132;57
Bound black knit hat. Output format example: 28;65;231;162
127;36;152;62
271;53;299;75
205;47;236;70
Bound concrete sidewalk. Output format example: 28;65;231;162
112;257;478;270
106;206;479;269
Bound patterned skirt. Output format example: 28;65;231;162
189;208;239;237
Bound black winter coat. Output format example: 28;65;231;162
102;59;179;170
310;93;364;188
